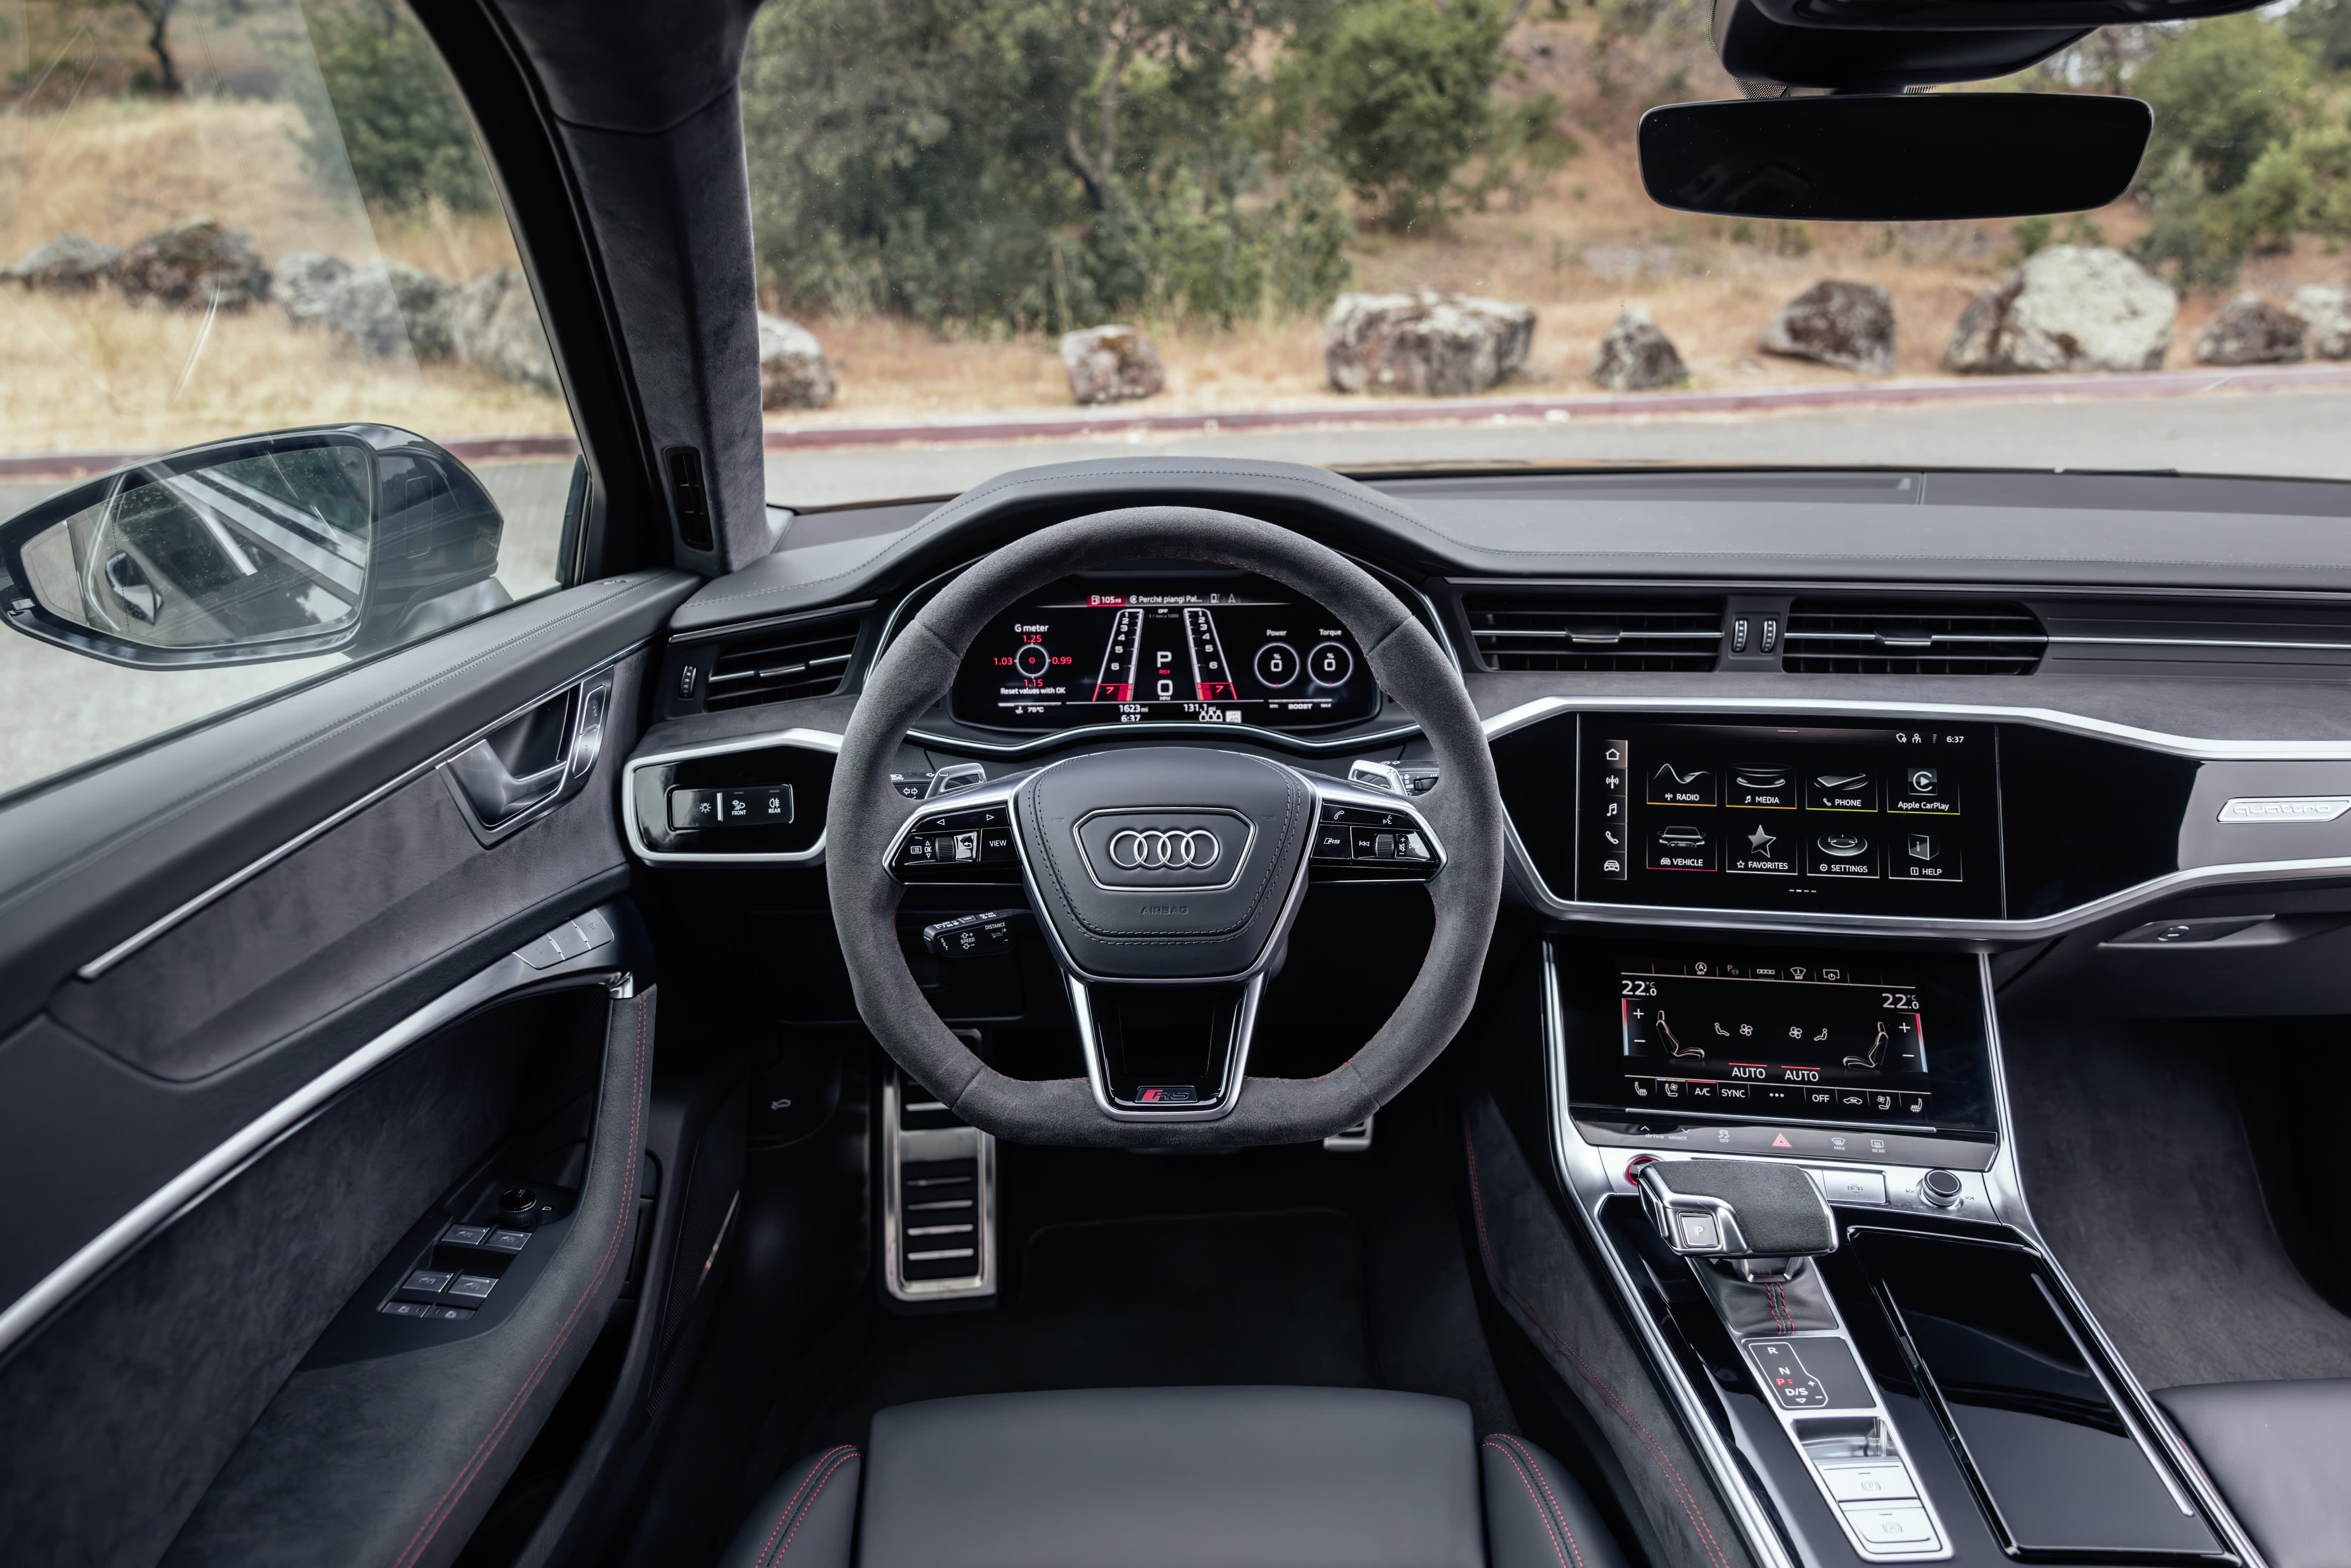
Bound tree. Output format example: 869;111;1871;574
739;0;1352;331
290;0;495;213
127;0;179;93
2127;15;2316;285
1286;0;1572;229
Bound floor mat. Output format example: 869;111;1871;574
796;1207;1375;1450
2003;1020;2351;1388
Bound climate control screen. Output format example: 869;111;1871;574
1579;716;2001;917
949;574;1378;731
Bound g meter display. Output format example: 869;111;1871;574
950;575;1378;731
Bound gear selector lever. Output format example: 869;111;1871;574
1636;1159;1837;1281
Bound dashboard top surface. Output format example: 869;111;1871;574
674;457;2351;635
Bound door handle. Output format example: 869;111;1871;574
446;742;569;825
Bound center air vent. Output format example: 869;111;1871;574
1464;592;1725;672
702;614;862;710
1781;599;2045;675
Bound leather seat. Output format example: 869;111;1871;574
715;1386;1630;1568
2155;1378;2351;1568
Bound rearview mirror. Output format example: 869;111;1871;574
0;426;505;669
1639;93;2152;222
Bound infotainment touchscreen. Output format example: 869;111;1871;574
1560;944;1997;1151
1578;716;2002;917
948;573;1379;732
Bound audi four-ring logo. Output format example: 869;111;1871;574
1107;828;1222;870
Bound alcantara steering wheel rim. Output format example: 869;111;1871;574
825;506;1505;1148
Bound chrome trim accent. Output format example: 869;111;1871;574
76;645;641;980
620;728;843;866
2;913;628;1363
1484;692;2351;761
1067;970;1268;1123
2050;634;2351;652
1487;696;2351;941
1539;948;2267;1568
1537;941;1803;1568
880;1074;997;1302
1072;807;1255;894
2218;795;2351;823
1969;955;2269;1568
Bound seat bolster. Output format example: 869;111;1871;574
1482;1433;1632;1568
715;1445;862;1568
2154;1379;2351;1568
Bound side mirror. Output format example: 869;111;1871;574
0;425;506;669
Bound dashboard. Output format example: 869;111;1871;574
947;572;1377;733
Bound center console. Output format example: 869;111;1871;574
1538;938;2257;1568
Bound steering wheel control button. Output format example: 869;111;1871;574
1312;824;1352;860
1810;832;1879;879
1895;832;1962;882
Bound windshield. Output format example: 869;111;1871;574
738;2;2351;508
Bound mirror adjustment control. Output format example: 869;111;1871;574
497;1187;543;1230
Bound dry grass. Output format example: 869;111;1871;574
8;34;2351;457
1;95;551;454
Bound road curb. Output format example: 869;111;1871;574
6;362;2348;479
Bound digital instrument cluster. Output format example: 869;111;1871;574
949;575;1378;732
1578;717;2002;918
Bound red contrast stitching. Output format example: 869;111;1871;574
1487;1441;1574;1568
770;1448;859;1565
395;994;653;1568
1461;1112;1734;1568
747;1446;860;1568
1488;1436;1589;1568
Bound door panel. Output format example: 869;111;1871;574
0;975;634;1568
0;570;694;1045
0;570;696;1566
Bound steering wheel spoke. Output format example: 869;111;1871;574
827;504;1502;1147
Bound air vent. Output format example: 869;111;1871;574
2037;599;2351;680
702;615;862;710
1781;598;2045;675
1464;592;1725;672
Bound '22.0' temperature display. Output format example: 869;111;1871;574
949;575;1380;732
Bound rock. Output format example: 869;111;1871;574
1761;279;1895;376
7;233;122;290
1942;245;2176;375
453;269;561;395
275;252;351;328
2289;284;2351;360
2194;295;2307;365
1589;308;1688;391
1058;323;1163;406
114;217;269;310
757;312;836;409
321;260;455;360
1324;289;1536;396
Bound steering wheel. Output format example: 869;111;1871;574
826;507;1504;1147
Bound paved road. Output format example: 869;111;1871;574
758;386;2351;506
7;387;2346;798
